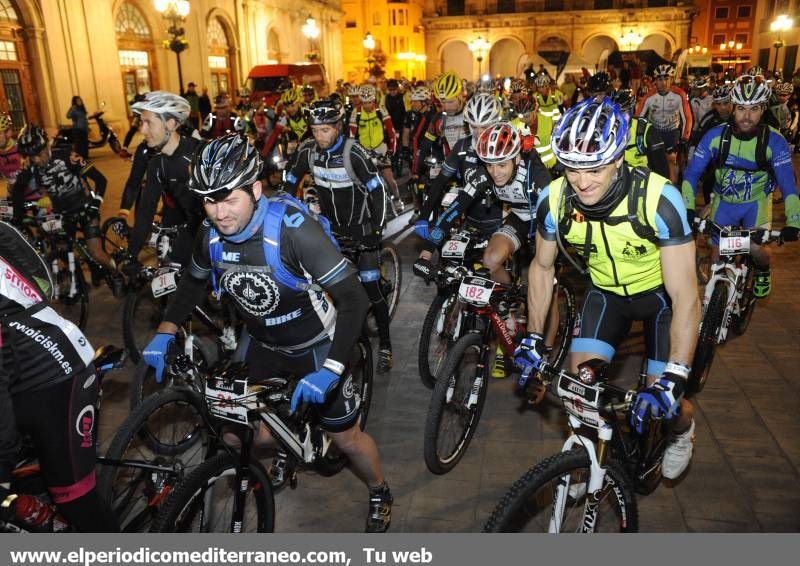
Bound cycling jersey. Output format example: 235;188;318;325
681;123;800;229
537;166;692;296
284;135;387;238
11;146;106;218
119;142;155;212
533;91;563;168
624;117;669;178
128;135;204;259
0;139;21;184
407;107;437;175
419;108;469;163
636;86;693;140
349;107;397;154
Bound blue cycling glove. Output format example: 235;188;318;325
514;332;547;387
429;227;445;245
142;333;175;384
414;220;430;241
630;368;686;434
291;367;341;413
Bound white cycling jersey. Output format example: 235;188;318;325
637;86;693;139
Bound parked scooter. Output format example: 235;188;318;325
56;102;122;154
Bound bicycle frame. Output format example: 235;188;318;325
702;259;746;344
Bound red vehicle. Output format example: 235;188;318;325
245;63;328;105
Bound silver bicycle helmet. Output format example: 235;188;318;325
131;91;191;123
409;86;431;102
730;76;771;106
190;134;261;199
464;94;503;127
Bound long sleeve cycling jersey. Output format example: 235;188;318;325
0;140;21;184
119;142;155;213
283;135;387;239
128;135;204;258
681;122;800;228
416;109;469;171
11;147;106;219
636;86;693;140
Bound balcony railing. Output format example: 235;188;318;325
439;0;689;16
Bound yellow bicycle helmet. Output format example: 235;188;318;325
0;113;12;131
280;88;301;107
434;71;462;100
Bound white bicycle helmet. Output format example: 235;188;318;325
533;73;550;88
654;64;676;79
130;91;191;123
359;84;377;102
730;76;771;106
712;85;732;103
773;81;794;96
409;86;431;102
551;97;630;170
464;94;502;127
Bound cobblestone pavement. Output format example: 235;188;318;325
41;144;800;532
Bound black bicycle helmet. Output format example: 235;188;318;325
17;124;48;156
587;72;612;95
189;133;262;200
306;98;345;125
610;89;636;114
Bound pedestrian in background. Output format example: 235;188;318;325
67;95;89;159
199;87;212;124
183;82;201;129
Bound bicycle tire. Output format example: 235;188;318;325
423;333;487;475
151;452;275;533
418;289;462;389
129;335;218;410
123;285;168;364
109;134;122;155
548;283;576;370
365;243;402;337
50;250;90;330
100;216;129;257
731;267;756;337
483;448;638;533
689;282;727;396
97;388;210;532
313;337;374;476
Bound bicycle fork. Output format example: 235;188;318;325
549;418;612;533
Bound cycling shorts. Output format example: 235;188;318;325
13;365;99;504
245;337;362;433
571;285;672;376
493;213;531;252
659;128;681;153
709;197;772;245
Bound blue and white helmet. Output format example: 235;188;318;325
551;97;630;170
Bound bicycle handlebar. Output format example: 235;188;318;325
693;217;782;245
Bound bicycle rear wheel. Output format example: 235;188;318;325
547;283;576;370
689;282;727;396
97;388;209;532
483;448;638;533
152;453;275;533
418;289;463;389
423;333;487;475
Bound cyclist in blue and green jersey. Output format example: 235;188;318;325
682;76;800;297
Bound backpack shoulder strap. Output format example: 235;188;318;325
207;227;224;297
626;166;658;244
342;137;358;185
307;141;317;174
262;198;311;292
635;119;648;156
756;123;772;176
716;123;732;168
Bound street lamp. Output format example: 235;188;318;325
770;14;793;75
154;0;190;93
619;29;643;52
689;45;708;55
302;15;320;61
363;32;376;66
719;40;743;72
468;36;490;77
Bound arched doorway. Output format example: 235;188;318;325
207;15;236;99
537;35;570;67
267;28;280;64
582;35;619;67
0;0;39;127
440;40;472;82
489;38;525;77
639;33;673;60
115;1;157;111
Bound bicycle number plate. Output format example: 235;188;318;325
148;231;159;247
205;378;249;424
556;374;601;428
0;200;12;218
41;215;62;233
151;267;178;298
442;234;469;259
458;276;494;306
719;231;750;255
441;189;459;208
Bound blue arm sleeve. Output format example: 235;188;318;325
680;125;720;209
769;131;798;200
654;184;693;246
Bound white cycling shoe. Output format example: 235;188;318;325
662;419;695;479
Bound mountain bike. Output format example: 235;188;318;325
145;337;373;532
689;219;782;396
483;358;672;533
423;270;575;474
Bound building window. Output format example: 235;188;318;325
737;5;751;18
714;7;729;19
208;55;227;69
115;2;151;38
0;0;19;22
0;40;17;61
345;20;356;29
712;34;726;46
207;17;227;47
734;33;748;45
118;50;149;67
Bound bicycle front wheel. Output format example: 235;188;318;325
423;333;487;475
731;267;757;337
365;243;402;337
483;448;638;533
689;282;727;396
152;453;275;533
418;289;463;389
547;282;576;370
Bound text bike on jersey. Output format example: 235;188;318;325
516;96;701;481
141;133;393;533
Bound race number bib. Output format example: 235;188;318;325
151;267;179;298
719;231;750;256
205;377;249;424
458;276;494;306
41;215;62;233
